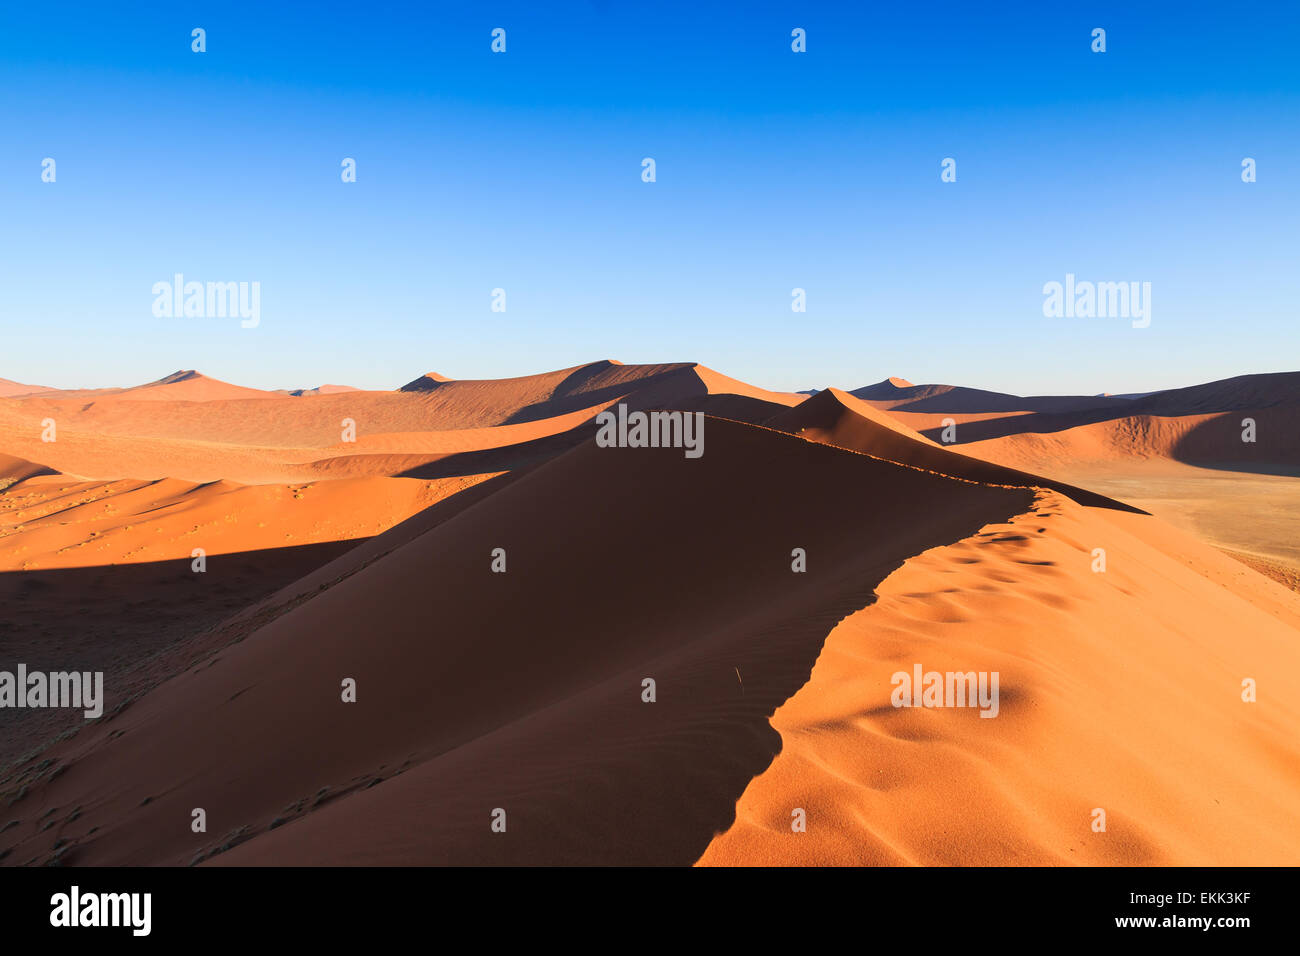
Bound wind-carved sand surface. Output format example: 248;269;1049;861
699;490;1300;865
1;362;1297;865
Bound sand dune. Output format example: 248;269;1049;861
0;473;455;573
398;360;800;426
0;452;59;486
0;418;1032;865
284;385;362;397
854;373;1300;575
2;361;780;450
852;377;1136;415
397;371;453;390
699;488;1300;865
107;370;287;403
1129;371;1300;416
0;379;52;399
869;371;1300;466
0;463;480;769
3;370;286;404
767;388;1140;512
0;361;803;484
962;409;1300;473
2;360;1298;868
393;360;691;422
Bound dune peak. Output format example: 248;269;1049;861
153;369;205;385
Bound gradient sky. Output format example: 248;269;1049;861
2;1;1296;395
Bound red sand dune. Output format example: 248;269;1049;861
398;371;453;389
961;409;1300;473
283;384;362;397
0;379;53;399
0;360;803;483
108;370;287;403
857;372;1300;574
865;371;1300;464
0;473;457;573
0;452;59;486
0;418;1035;865
2;361;1299;867
699;488;1300;865
396;359;801;426
766;388;1140;512
3;410;1300;866
0;461;487;768
1133;371;1300;416
852;377;1136;415
3;370;284;404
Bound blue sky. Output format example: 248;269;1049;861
1;1;1296;394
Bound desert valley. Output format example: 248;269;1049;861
1;360;1298;866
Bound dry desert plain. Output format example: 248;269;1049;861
1;361;1299;866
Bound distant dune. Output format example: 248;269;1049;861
851;372;1300;572
844;369;1300;476
0;378;54;399
767;388;1141;512
109;370;287;403
398;371;454;390
853;377;1137;415
0;360;802;483
284;385;362;397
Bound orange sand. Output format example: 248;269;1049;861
1;361;1297;867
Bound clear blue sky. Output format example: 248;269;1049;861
2;1;1296;394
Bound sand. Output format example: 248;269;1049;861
698;490;1300;865
1;360;1297;866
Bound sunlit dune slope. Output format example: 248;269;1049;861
0;472;463;572
699;488;1300;865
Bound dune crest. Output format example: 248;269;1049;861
699;489;1300;865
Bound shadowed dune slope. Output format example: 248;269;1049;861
699;489;1300;865
0;466;495;769
852;378;1136;415
1127;371;1300;416
962;409;1300;474
767;388;1143;512
0;452;59;485
874;371;1300;473
0;418;1030;866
